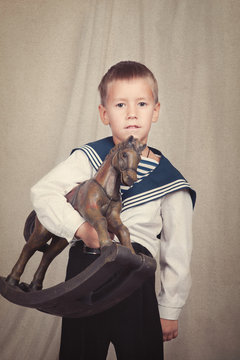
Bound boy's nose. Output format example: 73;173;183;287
127;114;137;119
127;106;137;119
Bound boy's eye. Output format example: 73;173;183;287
138;102;147;107
116;103;125;108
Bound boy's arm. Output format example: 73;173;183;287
31;150;94;242
74;222;102;248
158;189;193;341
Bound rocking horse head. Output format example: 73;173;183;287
111;136;146;186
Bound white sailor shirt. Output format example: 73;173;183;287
31;139;195;320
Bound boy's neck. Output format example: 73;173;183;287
141;147;160;163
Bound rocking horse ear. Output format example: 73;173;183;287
126;135;134;144
139;143;147;153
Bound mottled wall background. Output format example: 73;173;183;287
0;1;239;359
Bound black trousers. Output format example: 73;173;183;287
59;242;163;360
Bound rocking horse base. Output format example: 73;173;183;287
0;243;156;318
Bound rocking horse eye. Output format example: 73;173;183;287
122;152;128;158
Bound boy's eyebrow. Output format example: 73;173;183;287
112;96;150;102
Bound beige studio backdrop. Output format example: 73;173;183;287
0;1;240;359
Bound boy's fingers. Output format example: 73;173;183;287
164;330;178;342
161;319;178;342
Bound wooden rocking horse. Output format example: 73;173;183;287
0;136;157;317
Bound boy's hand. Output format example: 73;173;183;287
75;222;114;248
160;319;178;342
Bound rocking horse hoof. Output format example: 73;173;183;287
18;282;32;292
5;275;19;287
101;240;113;248
29;282;42;291
0;243;156;318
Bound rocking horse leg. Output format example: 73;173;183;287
90;216;112;247
107;206;135;254
6;217;52;287
29;236;68;290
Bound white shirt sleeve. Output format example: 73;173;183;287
30;150;94;242
157;189;193;320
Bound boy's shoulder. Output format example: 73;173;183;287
71;137;114;169
121;149;196;211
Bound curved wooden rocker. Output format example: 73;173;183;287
0;243;156;317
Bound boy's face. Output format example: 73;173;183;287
99;77;160;145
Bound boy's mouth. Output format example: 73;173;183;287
125;125;140;129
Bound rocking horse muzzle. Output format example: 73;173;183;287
112;145;140;186
120;168;138;186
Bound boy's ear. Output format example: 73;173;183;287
99;104;109;125
152;102;160;123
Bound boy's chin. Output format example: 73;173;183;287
113;133;141;144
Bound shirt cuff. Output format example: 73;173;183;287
158;305;182;320
61;211;86;242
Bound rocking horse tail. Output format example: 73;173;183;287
23;210;49;253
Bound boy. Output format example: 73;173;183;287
31;61;196;359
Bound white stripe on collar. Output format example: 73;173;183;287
80;144;102;169
122;179;191;211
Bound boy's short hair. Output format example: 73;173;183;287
98;61;158;106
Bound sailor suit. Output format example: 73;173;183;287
31;137;196;360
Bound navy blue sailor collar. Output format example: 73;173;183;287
71;136;196;211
